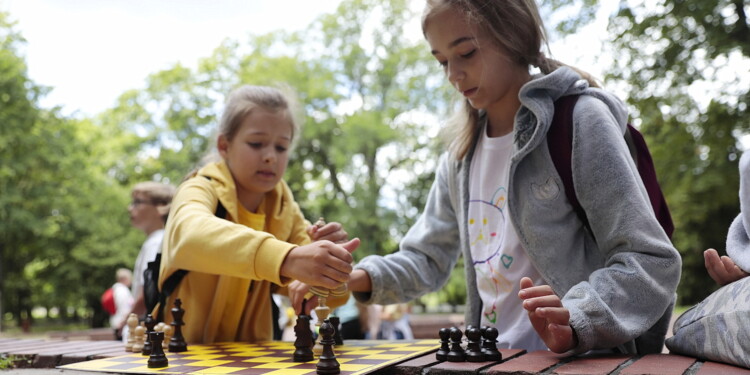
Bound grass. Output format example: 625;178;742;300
673;305;691;317
0;319;92;339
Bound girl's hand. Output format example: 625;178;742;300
281;238;360;290
288;280;318;315
704;248;749;286
308;221;348;244
518;277;577;353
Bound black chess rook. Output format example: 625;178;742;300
147;331;169;368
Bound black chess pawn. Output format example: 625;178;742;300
316;319;340;374
293;314;314;362
329;316;343;346
435;327;450;361
147;331;169;368
465;326;485;362
142;314;156;355
169;298;188;353
481;327;502;361
446;326;466;362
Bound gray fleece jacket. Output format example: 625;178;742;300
726;152;750;272
354;67;682;355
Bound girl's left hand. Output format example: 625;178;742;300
518;277;577;353
308;222;348;244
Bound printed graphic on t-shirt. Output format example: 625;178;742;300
469;186;514;324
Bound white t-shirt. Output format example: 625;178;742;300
110;281;134;328
131;229;164;299
468;128;547;351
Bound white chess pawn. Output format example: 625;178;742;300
132;324;146;353
162;325;173;350
125;314;138;351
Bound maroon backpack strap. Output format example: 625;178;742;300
548;95;590;230
548;95;674;239
624;125;675;238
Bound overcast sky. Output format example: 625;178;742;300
1;0;619;118
0;0;345;116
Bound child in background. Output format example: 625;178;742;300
336;0;681;355
117;181;175;336
160;85;359;344
110;268;134;341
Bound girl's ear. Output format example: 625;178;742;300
156;204;170;217
217;134;229;159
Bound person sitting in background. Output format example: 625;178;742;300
333;295;368;340
666;152;750;369
111;268;134;340
378;303;413;340
116;181;175;336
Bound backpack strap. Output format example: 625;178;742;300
156;176;228;321
548;95;590;231
548;95;674;239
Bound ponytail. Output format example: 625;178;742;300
533;52;600;88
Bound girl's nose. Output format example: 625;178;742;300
447;62;464;87
263;149;276;163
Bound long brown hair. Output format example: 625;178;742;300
422;0;599;160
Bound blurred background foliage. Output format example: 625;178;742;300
1;0;749;330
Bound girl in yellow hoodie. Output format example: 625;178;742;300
159;85;359;344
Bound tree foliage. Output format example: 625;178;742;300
1;12;142;329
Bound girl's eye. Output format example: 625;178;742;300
247;142;263;149
461;49;476;58
275;145;288;152
437;60;448;67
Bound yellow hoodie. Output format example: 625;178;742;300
159;161;312;343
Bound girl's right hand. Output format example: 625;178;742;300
288;280;317;315
280;238;360;290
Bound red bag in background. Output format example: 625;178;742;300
101;287;115;315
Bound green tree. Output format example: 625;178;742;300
0;12;142;329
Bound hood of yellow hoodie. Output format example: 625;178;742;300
196;160;290;223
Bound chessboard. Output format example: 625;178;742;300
58;339;440;375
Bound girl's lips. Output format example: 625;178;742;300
257;171;276;178
462;88;477;97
